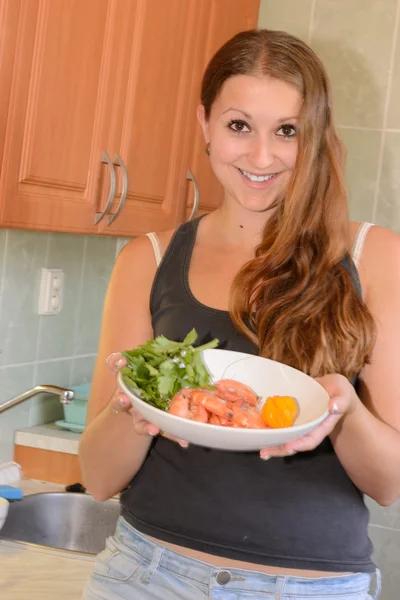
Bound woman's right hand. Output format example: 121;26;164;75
106;352;160;437
106;353;189;447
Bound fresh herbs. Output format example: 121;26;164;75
121;329;219;411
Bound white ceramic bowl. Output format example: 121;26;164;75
0;497;9;531
118;348;330;452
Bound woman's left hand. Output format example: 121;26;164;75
259;373;358;460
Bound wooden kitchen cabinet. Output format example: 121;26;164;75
0;0;260;236
99;0;204;236
0;0;125;233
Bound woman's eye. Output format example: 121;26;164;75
228;120;250;133
276;124;296;138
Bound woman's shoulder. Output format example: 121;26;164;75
118;228;177;267
348;221;400;296
349;221;400;260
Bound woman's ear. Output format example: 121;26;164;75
197;104;209;143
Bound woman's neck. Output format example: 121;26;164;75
208;201;275;250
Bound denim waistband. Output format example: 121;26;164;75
117;517;380;597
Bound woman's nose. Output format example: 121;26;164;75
248;136;274;171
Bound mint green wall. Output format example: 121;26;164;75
0;230;122;461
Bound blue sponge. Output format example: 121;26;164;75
0;485;24;500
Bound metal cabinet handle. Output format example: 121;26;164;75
94;151;117;224
186;169;200;221
107;154;129;225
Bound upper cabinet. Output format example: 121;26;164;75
0;0;260;236
0;0;121;233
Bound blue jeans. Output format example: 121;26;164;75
83;517;381;599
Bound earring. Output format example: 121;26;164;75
205;142;211;156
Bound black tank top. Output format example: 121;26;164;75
120;218;375;573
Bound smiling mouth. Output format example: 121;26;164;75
238;168;278;182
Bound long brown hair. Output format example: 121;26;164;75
201;30;376;378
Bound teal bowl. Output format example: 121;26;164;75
62;384;90;426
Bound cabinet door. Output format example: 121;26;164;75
185;0;260;219
100;0;201;236
0;0;20;180
0;0;124;233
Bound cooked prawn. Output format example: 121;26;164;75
209;414;222;426
169;390;209;422
214;379;258;406
168;382;268;430
191;390;234;420
229;405;267;429
168;392;191;419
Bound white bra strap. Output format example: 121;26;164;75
146;232;162;267
351;222;374;268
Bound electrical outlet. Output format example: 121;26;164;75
38;268;64;315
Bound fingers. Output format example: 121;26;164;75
106;352;127;373
160;431;189;448
146;423;161;437
106;354;188;447
110;392;131;414
260;447;296;460
259;412;343;459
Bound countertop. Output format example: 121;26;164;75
16;477;66;495
0;479;95;599
15;423;80;455
0;539;94;599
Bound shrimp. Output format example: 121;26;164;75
229;405;267;429
169;384;266;429
209;414;222;426
191;390;234;420
189;400;209;423
168;392;190;418
214;379;258;407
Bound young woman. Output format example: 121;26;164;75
80;29;400;599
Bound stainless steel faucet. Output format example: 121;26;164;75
0;385;74;414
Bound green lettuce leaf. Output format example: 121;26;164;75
120;329;218;410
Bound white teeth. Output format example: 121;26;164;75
239;168;276;182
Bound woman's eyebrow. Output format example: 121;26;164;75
221;108;252;118
221;109;299;123
276;116;299;123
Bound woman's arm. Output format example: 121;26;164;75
260;226;400;506
329;226;400;505
78;236;158;501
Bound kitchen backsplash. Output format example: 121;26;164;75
0;231;129;462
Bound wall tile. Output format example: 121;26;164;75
311;0;398;128
0;230;48;367
369;525;400;600
366;496;400;530
387;13;400;129
338;128;382;223
73;236;116;355
70;354;96;386
29;359;73;426
0;230;6;282
116;237;132;258
374;132;400;232
36;233;85;361
258;0;314;41
0;364;34;462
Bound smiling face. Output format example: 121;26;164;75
198;74;302;214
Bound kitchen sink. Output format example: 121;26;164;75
0;492;120;554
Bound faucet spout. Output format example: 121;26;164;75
0;385;74;414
